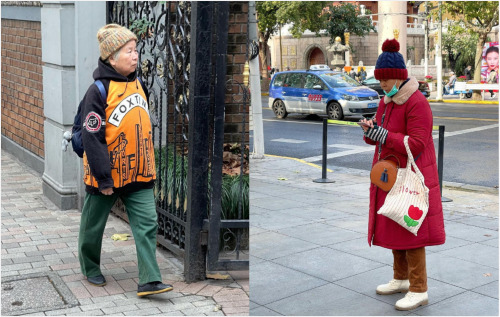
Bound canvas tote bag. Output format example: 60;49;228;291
377;136;429;236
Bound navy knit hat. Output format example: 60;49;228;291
374;39;407;80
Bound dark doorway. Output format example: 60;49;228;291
309;47;325;67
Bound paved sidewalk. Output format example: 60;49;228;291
250;155;498;316
428;90;498;104
1;151;248;316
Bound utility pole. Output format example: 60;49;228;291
436;1;443;101
424;1;428;77
279;23;283;71
249;1;265;159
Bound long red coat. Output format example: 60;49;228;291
364;77;446;250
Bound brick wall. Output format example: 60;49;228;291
225;2;249;143
1;19;44;158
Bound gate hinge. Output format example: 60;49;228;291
200;230;208;246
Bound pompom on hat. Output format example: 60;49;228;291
97;24;137;60
374;39;408;80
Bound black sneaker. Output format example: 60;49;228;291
87;274;106;287
137;281;173;297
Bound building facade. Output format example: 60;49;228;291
267;1;432;79
1;1;250;210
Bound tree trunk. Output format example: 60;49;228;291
448;51;459;73
258;32;270;79
472;33;488;100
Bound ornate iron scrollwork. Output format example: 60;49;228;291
109;1;191;256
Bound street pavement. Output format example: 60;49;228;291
428;89;499;104
1;151;249;316
250;154;498;316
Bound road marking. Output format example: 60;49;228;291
434;123;499;138
434;116;499;122
264;154;333;172
264;117;498;125
327;119;360;127
429;99;498;105
300;124;499;162
270;138;309;144
328;144;371;149
263;118;324;125
303;144;373;162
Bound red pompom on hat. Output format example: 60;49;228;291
381;39;400;53
374;38;407;80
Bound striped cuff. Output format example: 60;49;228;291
365;126;388;144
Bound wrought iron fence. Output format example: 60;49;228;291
108;1;191;257
204;3;249;270
205;77;249;271
108;1;249;280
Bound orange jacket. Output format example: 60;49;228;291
81;59;156;194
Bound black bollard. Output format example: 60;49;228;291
438;125;452;202
314;118;335;183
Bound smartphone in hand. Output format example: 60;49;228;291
357;121;371;127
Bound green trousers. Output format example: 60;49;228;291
78;188;162;285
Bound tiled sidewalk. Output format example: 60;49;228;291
1;151;248;316
250;155;498;316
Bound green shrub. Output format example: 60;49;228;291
221;174;249;220
154;147;248;220
154;147;188;210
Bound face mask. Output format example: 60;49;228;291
384;80;399;97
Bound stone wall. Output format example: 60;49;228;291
270;32;430;79
1;18;44;159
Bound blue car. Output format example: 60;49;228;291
269;69;380;120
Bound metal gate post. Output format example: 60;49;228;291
207;1;229;270
185;1;214;283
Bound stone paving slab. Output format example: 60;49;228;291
249;261;327;306
266;283;410;316
268;203;353;222
250;210;317;231
425;252;498;290
276;222;364;246
426;235;475;253
250;305;281;316
324;215;369;234
250;231;316;261
250;155;498;316
1;152;248;316
327;237;395;266
335;267;466;307
413;291;499;316
437;242;499;269
273;246;385;282
1;272;79;315
443;221;499;243
472;280;499;299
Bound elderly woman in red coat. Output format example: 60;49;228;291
359;39;446;311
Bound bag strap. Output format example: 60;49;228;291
94;77;145;104
377;104;389;161
138;77;145;89
382;154;400;168
403;136;426;184
94;80;107;104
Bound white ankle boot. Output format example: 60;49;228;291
395;291;428;310
376;279;410;295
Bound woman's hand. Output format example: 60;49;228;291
101;188;114;195
364;121;389;144
359;118;376;132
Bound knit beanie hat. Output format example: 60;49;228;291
97;24;137;60
374;39;408;81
